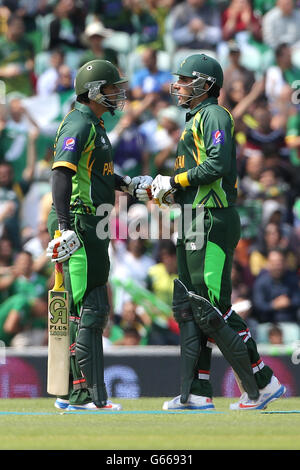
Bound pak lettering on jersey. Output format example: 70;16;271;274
212;130;225;145
63;137;77;151
174;155;185;170
103;162;114;175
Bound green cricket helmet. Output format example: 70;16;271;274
74;59;128;111
171;54;223;107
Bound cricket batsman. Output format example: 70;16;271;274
46;59;152;410
150;54;286;410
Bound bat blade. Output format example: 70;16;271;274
47;235;70;396
47;288;70;396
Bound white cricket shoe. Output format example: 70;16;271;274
67;400;122;411
162;394;215;410
230;375;286;410
54;398;69;410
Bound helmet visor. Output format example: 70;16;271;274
84;80;127;110
170;72;215;107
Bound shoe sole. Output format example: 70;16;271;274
234;385;286;410
163;404;215;411
54;402;69;410
66;405;122;411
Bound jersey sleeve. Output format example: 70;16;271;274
52;112;92;173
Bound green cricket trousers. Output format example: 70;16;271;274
176;206;273;397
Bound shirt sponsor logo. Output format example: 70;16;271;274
63;137;77;151
212;130;224;145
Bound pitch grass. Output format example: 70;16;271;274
0;397;299;450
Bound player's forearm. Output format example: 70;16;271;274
52;167;73;231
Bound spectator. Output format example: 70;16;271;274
22;220;51;278
79;21;119;68
221;0;262;43
114;326;142;345
249;222;296;277
253;0;277;16
265;43;300;113
168;0;222;52
146;239;179;345
110;237;155;316
108;102;150;177
0;237;15;302
221;40;255;99
9;250;48;300
137;96;171;162
9;294;48;347
0;162;21;249
152;106;183;176
112;300;149;345
239;150;265;200
262;0;300;50
235;188;263;267
36;48;65;97
285;107;300;168
231;258;253;303
124;0;159;47
0;14;35;96
0;95;39;183
268;323;284;344
221;78;266;136
241;103;286;156
0;292;47;346
92;0;133;33
130;47;173;101
145;0;175;50
48;0;86;52
55;64;74;94
252;248;300;323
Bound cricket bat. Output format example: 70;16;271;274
47;230;70;396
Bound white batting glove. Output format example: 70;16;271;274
121;175;153;201
151;175;176;207
46;230;80;263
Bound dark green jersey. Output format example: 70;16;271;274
53;102;115;214
173;97;238;209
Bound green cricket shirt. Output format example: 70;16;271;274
53;102;115;214
173;97;238;209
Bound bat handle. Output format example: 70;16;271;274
53;229;65;291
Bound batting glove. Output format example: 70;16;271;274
46;230;80;263
151;175;176;207
121;175;153;201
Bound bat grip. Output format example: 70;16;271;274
53;229;65;291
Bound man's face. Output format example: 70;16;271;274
14;253;33;277
101;83;126;110
8;18;24;41
0;164;13;187
142;49;156;70
161;252;177;274
277;0;294;15
172;75;194;108
267;251;286;279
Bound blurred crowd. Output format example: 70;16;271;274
0;0;299;349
